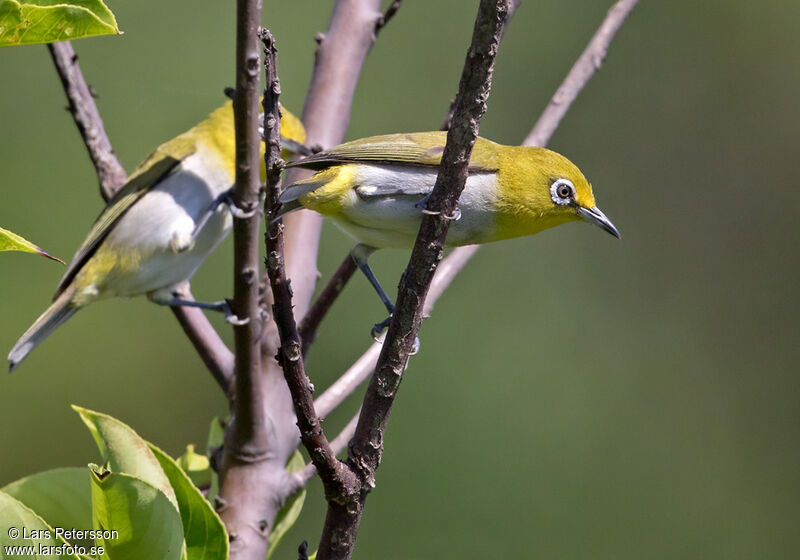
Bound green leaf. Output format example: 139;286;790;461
0;491;81;559
266;450;307;560
72;406;178;509
176;444;211;489
149;444;228;560
0;225;64;263
1;468;93;549
0;0;120;47
88;466;184;560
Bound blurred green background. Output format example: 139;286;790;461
2;0;799;558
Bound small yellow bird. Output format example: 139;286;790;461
279;131;619;335
9;100;306;371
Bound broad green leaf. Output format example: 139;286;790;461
2;468;93;549
266;450;306;560
149;444;228;560
0;0;120;47
0;491;81;559
73;406;177;509
176;444;211;489
88;466;183;560
0;225;64;263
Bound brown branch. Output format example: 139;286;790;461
218;2;390;558
294;409;361;488
48;42;128;199
217;0;271;553
261;29;353;499
171;291;234;393
48;41;235;391
308;3;515;558
351;0;510;485
375;0;403;35
298;254;357;353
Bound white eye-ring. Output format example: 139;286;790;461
550;178;575;206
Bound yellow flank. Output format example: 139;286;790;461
71;246;147;304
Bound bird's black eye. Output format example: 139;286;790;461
550;179;575;206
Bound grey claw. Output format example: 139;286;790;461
371;316;392;342
225;193;258;219
222;300;250;326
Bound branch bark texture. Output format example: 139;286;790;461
48;42;128;199
310;2;514;559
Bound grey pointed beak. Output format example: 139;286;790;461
576;206;620;239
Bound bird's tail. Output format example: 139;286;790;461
9;287;79;372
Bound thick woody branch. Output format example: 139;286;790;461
308;3;514;559
48;41;234;391
350;0;510;489
226;0;267;457
261;30;354;498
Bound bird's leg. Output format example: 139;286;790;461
350;245;420;354
149;288;249;326
350;244;395;339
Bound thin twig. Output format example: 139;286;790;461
375;0;403;35
48;42;128;199
262;30;350;495
48;40;235;391
298;254;358;353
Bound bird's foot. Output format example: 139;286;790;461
370;315;421;354
224;192;259;219
414;196;461;221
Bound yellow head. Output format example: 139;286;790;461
492;145;619;241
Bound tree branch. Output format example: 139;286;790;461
298;254;357;353
216;1;391;558
48;41;235;391
308;3;514;558
350;0;510;488
262;29;354;499
48;42;128;199
374;0;403;35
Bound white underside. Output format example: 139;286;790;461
88;148;233;299
335;165;499;248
